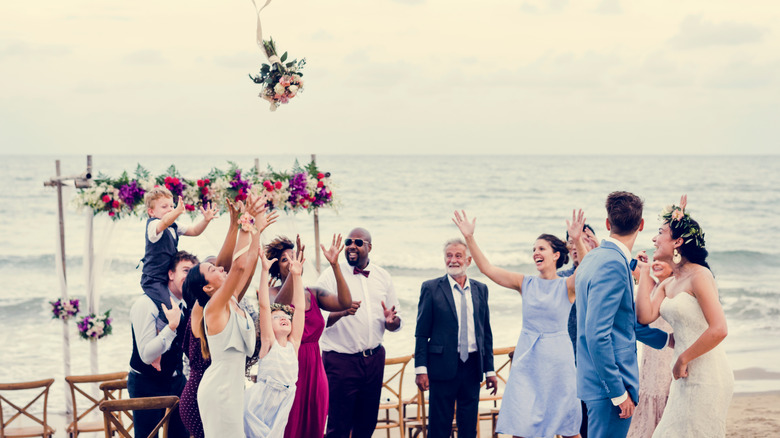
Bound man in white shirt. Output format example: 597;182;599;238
128;251;197;438
317;227;402;438
414;239;496;438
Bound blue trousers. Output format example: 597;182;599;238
585;398;632;438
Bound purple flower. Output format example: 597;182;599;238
118;181;145;208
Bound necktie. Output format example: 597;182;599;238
456;284;469;362
353;266;370;277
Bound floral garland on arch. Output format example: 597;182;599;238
71;160;336;220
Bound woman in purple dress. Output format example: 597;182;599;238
264;234;352;438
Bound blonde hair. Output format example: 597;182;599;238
144;186;173;211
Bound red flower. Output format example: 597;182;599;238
185;204;195;211
112;200;120;208
172;178;180;185
317;173;324;180
201;187;208;195
263;180;273;190
274;181;283;190
205;178;210;185
317;181;324;188
164;176;172;183
102;195;111;203
197;179;204;187
108;211;115;217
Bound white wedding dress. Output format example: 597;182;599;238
652;293;733;438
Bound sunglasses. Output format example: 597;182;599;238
345;238;369;247
272;314;292;321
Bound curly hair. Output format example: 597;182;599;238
265;236;295;280
537;234;570;269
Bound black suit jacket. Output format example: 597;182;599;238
414;275;494;381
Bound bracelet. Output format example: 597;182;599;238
237;213;257;234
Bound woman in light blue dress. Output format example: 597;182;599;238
182;193;276;437
453;210;587;438
243;244;306;438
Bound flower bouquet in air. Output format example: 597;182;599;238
249;38;306;111
77;310;113;340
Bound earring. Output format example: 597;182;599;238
673;249;682;264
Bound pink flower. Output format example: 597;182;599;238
112;200;120;208
102;195;111;203
671;209;684;221
274;181;283;190
279;76;292;87
279;96;289;104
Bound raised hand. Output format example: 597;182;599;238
321;234;344;266
200;202;218;222
679;194;688;212
227;197;244;223
174;196;186;214
244;192;264;218
296;234;306;259
256;208;279;234
565;209;586;243
289;250;305;277
259;244;277;273
381;300;397;324
583;227;599;249
161;296;182;331
452;210;476;238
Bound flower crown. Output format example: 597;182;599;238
660;205;706;249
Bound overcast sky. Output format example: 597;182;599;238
1;0;778;155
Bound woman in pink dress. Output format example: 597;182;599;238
265;234;352;438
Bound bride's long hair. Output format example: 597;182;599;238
667;217;711;271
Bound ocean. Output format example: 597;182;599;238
1;154;779;413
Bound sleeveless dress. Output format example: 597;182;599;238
627;316;674;438
652;293;733;438
197;299;256;438
283;289;328;438
179;318;211;438
244;339;299;438
495;276;582;438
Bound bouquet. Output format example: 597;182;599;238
77;310;113;340
249;38;306;111
50;298;80;321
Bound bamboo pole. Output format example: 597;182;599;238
85;156;99;374
53;160;73;415
311;154;321;273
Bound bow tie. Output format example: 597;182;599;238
629;259;637;271
353;267;370;278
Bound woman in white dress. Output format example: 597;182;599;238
636;196;733;438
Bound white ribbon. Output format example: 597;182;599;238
250;0;274;60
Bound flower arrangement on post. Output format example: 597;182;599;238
77;310;113;340
50;298;80;321
249;38;306;111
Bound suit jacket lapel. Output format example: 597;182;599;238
469;279;480;324
439;275;458;322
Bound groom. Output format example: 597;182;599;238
575;191;669;437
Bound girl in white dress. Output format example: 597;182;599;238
636;196;733;438
244;247;306;438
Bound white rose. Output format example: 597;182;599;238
288;85;299;94
274;83;285;95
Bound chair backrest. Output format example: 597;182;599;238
65;371;128;435
382;354;413;407
479;346;514;401
0;378;55;438
99;379;131;434
404;388;428;438
99;396;179;438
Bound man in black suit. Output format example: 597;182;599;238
414;239;497;438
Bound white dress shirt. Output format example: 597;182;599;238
146;219;188;243
317;262;402;354
129;289;185;370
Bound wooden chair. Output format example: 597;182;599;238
478;347;514;438
377;354;413;438
99;379;131;434
403;388;427;438
0;378;55;438
65;371;128;437
99;396;179;438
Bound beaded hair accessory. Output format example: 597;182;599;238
660;204;705;249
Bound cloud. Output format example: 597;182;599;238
704;57;776;89
670;15;767;49
123;50;166;66
389;0;425;4
594;0;622;15
0;42;71;59
311;30;334;41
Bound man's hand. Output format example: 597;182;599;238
415;374;429;391
381;301;397;324
321;234;344;266
162;296;181;331
485;376;498;395
617;395;636;419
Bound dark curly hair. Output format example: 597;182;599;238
537;234;569;269
666;216;711;270
265;236;295;280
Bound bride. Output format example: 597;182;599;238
635;196;733;438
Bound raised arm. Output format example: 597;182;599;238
184;203;218;237
255;244;277;360
452;210;524;293
673;270;728;379
235;205;278;302
315;234;352;312
635;252;666;325
288;251;306;350
214;199;242;271
155;196;186;234
565;209;588;302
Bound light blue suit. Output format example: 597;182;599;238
575;240;668;438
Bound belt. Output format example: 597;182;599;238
354;345;383;357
